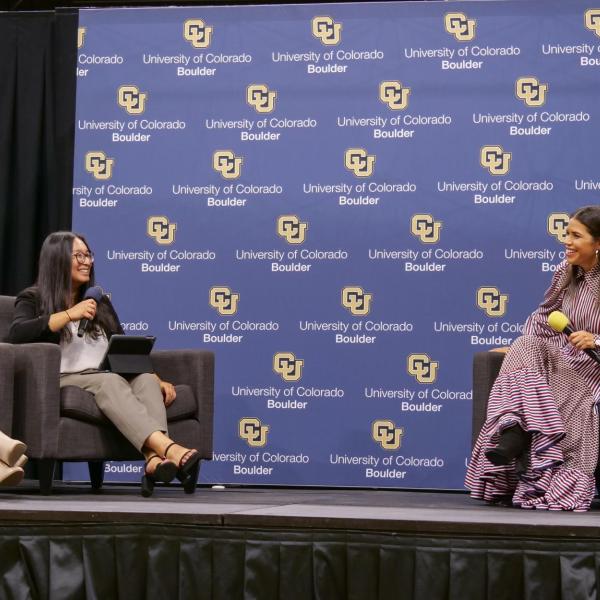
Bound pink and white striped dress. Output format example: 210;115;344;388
466;261;600;511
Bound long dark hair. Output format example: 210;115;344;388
35;231;118;341
560;205;600;295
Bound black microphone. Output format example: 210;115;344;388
548;310;600;364
77;286;104;337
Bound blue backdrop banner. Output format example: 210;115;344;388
69;0;600;488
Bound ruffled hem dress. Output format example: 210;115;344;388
465;261;600;511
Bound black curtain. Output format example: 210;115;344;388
0;10;77;296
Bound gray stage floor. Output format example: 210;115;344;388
1;482;599;538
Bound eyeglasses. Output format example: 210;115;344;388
72;252;94;264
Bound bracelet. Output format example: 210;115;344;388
65;310;72;322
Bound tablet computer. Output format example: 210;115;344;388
99;334;156;375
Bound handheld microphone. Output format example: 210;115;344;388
547;310;600;364
77;286;104;337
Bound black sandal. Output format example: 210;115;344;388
165;443;201;494
140;455;177;498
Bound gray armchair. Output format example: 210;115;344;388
471;350;505;448
0;295;214;494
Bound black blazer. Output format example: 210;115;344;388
7;286;123;344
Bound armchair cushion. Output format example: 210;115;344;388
60;383;197;426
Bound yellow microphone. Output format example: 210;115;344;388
547;310;571;334
547;310;600;363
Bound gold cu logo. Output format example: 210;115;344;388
480;145;511;176
85;151;114;180
444;12;476;41
247;84;277;113
344;148;375;178
515;77;548;107
311;16;342;45
341;286;373;316
411;214;442;244
147;216;176;245
183;19;213;48
379;81;411;110
213;150;243;179
372;420;404;450
117;85;147;115
273;352;304;382
407;354;439;384
585;9;600;36
277;215;308;244
548;213;569;243
209;286;240;316
477;287;508;317
239;418;269;448
77;27;86;49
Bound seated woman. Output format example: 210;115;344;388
466;205;600;512
7;231;199;497
0;431;27;487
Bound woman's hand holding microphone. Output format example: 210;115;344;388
49;298;97;332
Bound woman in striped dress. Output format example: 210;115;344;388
466;205;600;511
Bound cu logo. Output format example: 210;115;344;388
273;352;304;382
585;9;600;37
85;151;114;180
311;16;342;46
480;145;511;176
247;84;277;114
515;77;548;107
444;12;476;41
277;215;308;245
209;286;240;316
117;85;147;115
344;148;375;178
411;214;442;244
379;81;411;111
341;286;373;316
548;213;569;244
183;18;213;48
213;150;243;180
147;216;177;245
407;354;439;384
477;286;508;317
372;420;404;450
77;27;86;49
239;418;269;448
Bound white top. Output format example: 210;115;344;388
60;322;109;374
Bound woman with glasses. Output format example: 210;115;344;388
7;231;199;497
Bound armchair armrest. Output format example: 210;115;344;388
11;343;62;457
0;343;15;433
151;349;214;455
472;350;505;448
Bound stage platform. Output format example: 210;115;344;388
1;484;599;598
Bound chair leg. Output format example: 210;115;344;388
88;461;104;491
38;459;55;495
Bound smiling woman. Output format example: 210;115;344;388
7;231;201;497
466;205;600;512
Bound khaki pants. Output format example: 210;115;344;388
60;371;167;451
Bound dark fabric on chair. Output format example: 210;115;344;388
0;343;14;433
472;351;505;448
0;294;214;490
0;295;14;341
